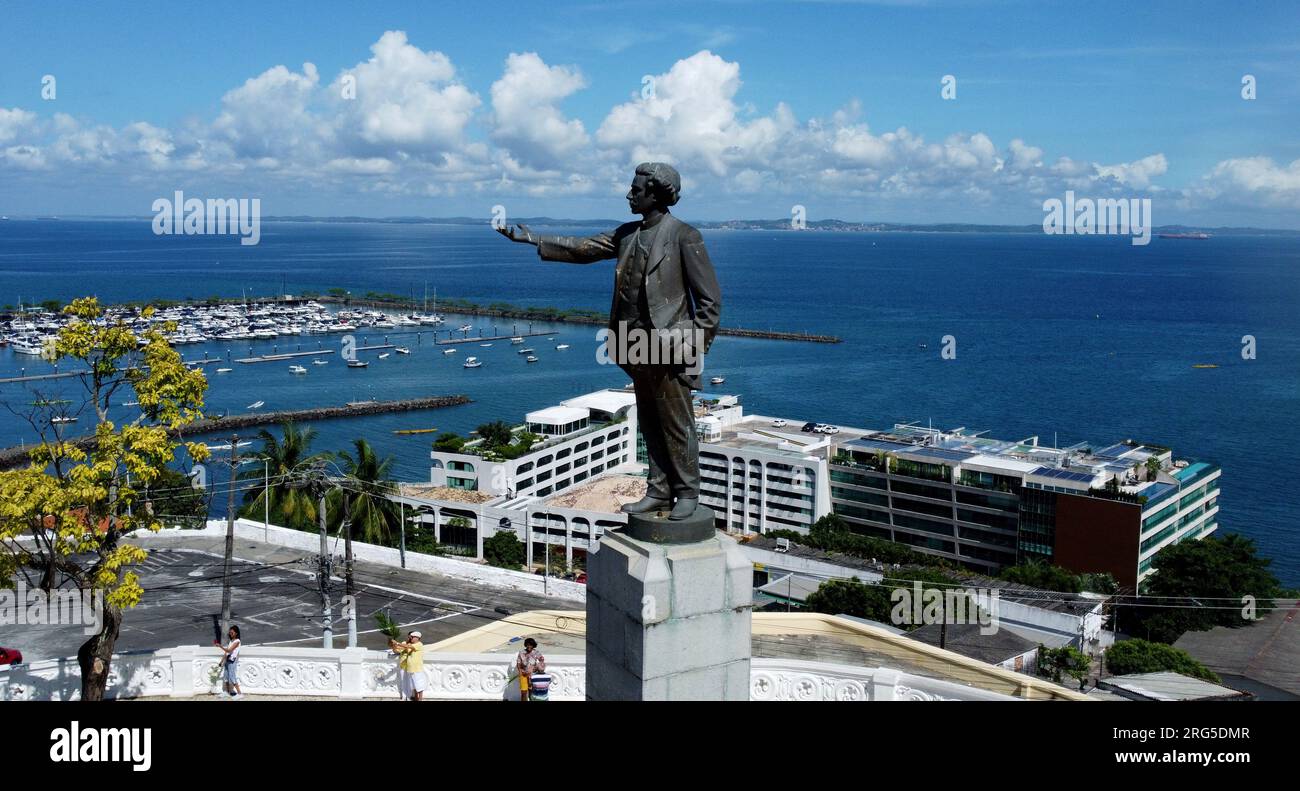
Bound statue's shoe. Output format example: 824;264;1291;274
621;496;671;514
667;497;698;521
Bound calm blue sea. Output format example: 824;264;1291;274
2;219;1298;585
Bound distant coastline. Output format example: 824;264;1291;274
6;215;1299;236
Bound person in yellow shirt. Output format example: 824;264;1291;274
388;630;426;702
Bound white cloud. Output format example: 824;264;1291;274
490;52;589;171
0;108;37;145
1094;153;1168;189
1199;156;1300;208
0;39;1290;223
333;30;479;153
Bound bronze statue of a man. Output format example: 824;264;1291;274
497;163;721;521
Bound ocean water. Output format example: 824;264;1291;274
1;219;1297;586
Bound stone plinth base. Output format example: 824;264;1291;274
585;527;753;701
623;506;715;543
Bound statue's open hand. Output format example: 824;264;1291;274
497;223;537;245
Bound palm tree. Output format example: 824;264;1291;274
238;421;331;530
328;438;400;545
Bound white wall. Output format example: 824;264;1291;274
186;519;586;601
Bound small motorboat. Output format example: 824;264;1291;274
395;347;410;355
526;355;539;363
216;367;233;373
517;348;535;355
510;337;524;344
555;344;570;350
246;400;265;410
289;365;308;374
479;343;493;348
312;359;328;366
463;357;482;369
378;353;390;360
710;376;726;385
443;348;457;354
51;416;78;424
347;360;369;369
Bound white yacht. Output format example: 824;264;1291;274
394;347;410;355
442;348;456;355
555;344;570;350
710;376;726;385
246;400;264;410
289;365;307;374
463;357;482;368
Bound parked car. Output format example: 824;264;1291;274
0;647;23;666
801;422;817;433
771;419;787;428
824;425;841;434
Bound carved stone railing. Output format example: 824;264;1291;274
0;647;1018;701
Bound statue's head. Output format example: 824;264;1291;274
628;162;681;214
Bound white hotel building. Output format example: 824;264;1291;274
399;387;1220;588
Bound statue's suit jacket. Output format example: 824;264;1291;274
536;213;722;389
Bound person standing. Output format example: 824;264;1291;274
389;630;426;702
215;625;243;700
515;638;546;702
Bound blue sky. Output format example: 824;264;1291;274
1;0;1298;225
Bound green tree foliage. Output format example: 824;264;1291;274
237;422;330;530
1103;639;1220;682
1038;645;1091;688
1000;560;1084;593
483;530;525;570
767;514;938;568
433;433;466;452
474;421;514;448
804;567;959;628
328;438;399;544
145;467;210;529
1127;534;1281;643
0;298;208;700
804;578;888;620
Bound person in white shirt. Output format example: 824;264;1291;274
215;625;243;699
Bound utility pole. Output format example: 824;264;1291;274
939;589;947;650
317;482;333;649
220;435;239;639
398;498;406;569
263;457;270;542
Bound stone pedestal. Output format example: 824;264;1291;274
586;509;752;701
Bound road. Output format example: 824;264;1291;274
1;532;568;663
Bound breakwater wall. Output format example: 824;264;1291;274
0;395;471;469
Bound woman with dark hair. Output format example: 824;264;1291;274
515;637;546;701
215;625;243;699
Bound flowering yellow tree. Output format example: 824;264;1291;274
0;298;209;700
